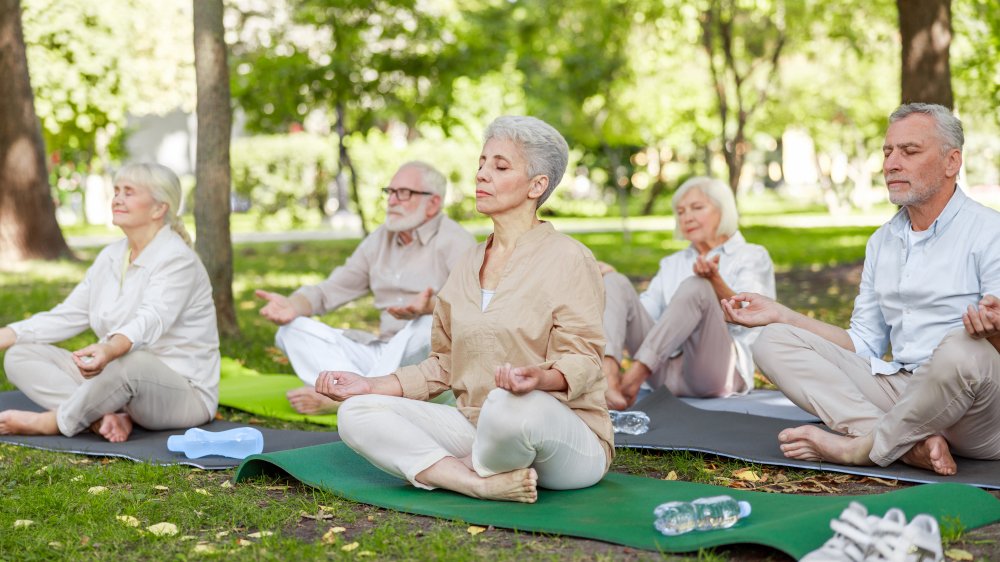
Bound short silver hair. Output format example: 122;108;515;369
483;116;569;208
399;160;447;198
889;103;964;152
114;162;192;246
671;176;739;239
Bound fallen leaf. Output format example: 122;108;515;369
71;475;84;482
300;510;333;520
34;465;51;475
153;485;169;491
88;486;108;495
193;543;216;554
116;515;140;528
264;485;289;491
237;539;253;546
69;459;91;465
321;527;340;545
216;531;229;538
80;536;90;546
467;526;486;536
14;520;34;528
945;549;974;561
341;542;360;552
180;535;197;541
220;481;233;488
147;522;179;536
248;531;273;538
48;541;62;548
733;469;761;482
358;551;374;557
194;488;211;496
318;505;335;512
663;471;678;481
366;515;374;521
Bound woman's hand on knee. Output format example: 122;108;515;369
72;343;112;378
316;371;370;400
495;363;568;395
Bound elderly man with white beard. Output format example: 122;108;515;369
255;161;476;414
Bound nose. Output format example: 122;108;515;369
476;166;489;184
386;190;402;204
883;150;901;174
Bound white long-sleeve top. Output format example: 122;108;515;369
639;231;776;388
8;226;220;415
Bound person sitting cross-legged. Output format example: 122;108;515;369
723;103;1000;475
317;116;612;502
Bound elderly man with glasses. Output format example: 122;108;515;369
256;161;476;414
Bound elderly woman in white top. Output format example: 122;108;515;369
0;163;219;442
603;176;776;409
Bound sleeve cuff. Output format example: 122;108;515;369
394;365;429;401
549;356;597;402
292;286;323;315
846;329;874;358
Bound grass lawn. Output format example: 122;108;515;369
2;224;997;561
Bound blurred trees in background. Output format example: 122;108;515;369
4;0;1000;260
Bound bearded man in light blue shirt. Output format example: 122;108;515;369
722;103;1000;476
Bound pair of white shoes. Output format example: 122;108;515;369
800;501;944;562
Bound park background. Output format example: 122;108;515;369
1;0;1000;560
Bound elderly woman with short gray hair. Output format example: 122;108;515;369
603;176;776;409
316;116;611;502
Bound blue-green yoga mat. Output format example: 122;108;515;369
235;441;1000;558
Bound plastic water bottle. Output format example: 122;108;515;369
653;495;752;536
167;427;264;459
609;410;650;435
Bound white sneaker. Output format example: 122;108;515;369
800;502;880;562
866;512;943;562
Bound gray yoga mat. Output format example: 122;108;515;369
0;391;339;469
618;387;1000;490
680;389;820;422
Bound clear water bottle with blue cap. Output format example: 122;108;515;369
654;495;752;536
167;427;264;459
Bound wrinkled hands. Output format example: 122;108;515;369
494;363;546;395
693;254;721;280
315;371;371;401
72;343;114;378
721;292;785;328
387;287;434;320
964;294;1000;340
256;290;300;325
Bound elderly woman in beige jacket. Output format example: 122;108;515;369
316;116;612;503
0;163;219;443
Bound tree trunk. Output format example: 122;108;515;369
897;0;953;108
193;0;239;337
335;102;368;236
0;0;73;262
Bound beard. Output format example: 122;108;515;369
886;180;937;207
384;199;429;232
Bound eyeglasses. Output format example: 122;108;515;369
381;187;435;201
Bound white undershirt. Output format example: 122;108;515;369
481;289;496;312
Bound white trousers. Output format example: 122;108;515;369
337;389;608;491
4;343;212;437
275;315;432;385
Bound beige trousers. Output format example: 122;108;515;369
753;325;1000;465
603;273;743;397
4;343;212;437
337;389;608;491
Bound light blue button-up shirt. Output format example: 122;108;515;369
847;187;1000;374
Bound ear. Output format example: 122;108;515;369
425;194;442;218
527;175;549;200
152;201;169;220
944;148;962;180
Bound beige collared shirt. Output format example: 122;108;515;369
394;222;614;469
9;226;220;415
293;214;476;340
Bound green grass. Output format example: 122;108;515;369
0;223;986;560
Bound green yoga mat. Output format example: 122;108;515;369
219;359;455;427
235;441;1000;558
219;358;339;426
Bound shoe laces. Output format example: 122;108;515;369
802;502;879;562
867;511;943;562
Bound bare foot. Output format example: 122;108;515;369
619;362;651;408
90;413;133;443
901;435;957;475
0;410;59;435
605;388;629;411
472;468;538;503
287;387;341;415
778;425;875;466
602;357;629;410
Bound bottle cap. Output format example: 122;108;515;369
738;501;752;518
167;435;184;452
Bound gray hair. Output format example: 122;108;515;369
483;116;569;208
114;163;192;246
671;176;739;239
399;160;447;198
889;103;964;152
